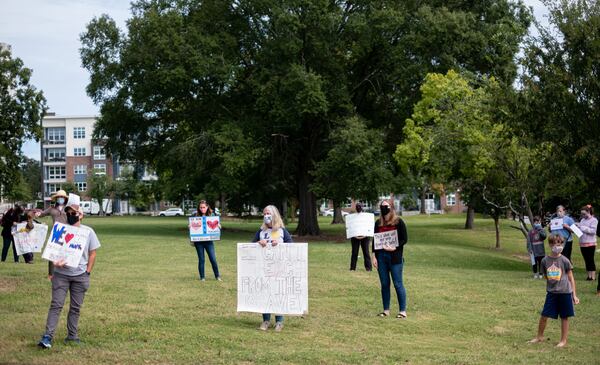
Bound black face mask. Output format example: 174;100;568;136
380;205;390;216
67;214;80;225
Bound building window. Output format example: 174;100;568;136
446;193;456;206
45;127;65;144
94;163;106;175
45;148;66;162
75;182;87;192
73;127;86;139
74;147;86;156
45;166;66;180
74;165;87;175
93;146;106;160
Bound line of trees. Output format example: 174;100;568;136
3;1;597;245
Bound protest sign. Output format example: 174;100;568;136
189;216;221;242
42;223;89;268
373;230;399;250
345;213;375;239
550;218;563;231
13;223;48;255
570;224;583;238
237;242;308;315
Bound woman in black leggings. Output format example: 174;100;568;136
575;205;597;282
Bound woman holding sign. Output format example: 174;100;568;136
252;205;293;332
575;205;597;281
192;201;221;281
372;200;408;319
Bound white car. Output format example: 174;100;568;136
322;209;349;217
158;208;184;217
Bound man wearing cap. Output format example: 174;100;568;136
38;194;101;349
37;190;69;278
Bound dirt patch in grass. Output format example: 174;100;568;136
0;276;22;293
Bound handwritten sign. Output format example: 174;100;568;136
570;224;583;238
345;213;375;239
13;223;48;255
237;242;308;315
189;216;221;242
550;218;563;231
373;230;399;250
42;223;89;268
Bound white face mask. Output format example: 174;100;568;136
263;214;272;224
552;245;564;254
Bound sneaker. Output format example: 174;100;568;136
200;278;205;282
216;277;222;281
274;322;284;332
533;274;538;279
259;321;270;331
38;335;52;349
64;337;80;345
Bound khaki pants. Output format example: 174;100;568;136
44;272;90;339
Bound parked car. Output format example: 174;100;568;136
158;208;184;217
322;209;349;217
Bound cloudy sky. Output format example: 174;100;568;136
0;0;549;160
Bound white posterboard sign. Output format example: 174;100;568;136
550;218;563;231
189;216;221;242
13;223;48;255
42;223;90;268
373;230;399;250
237;242;308;315
345;213;375;239
570;224;583;238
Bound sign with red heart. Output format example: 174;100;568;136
42;223;90;268
189;216;221;242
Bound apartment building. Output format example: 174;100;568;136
41;114;114;207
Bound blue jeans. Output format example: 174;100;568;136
376;251;406;311
262;313;283;323
194;242;220;279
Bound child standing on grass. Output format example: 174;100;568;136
529;234;579;347
527;216;547;279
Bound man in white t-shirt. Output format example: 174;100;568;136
38;195;101;349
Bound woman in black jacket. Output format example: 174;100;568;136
371;200;408;318
1;205;23;263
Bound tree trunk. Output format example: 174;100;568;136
296;169;320;236
420;186;427;214
282;198;288;224
494;214;501;249
220;193;227;215
522;193;534;231
465;204;475;229
332;202;344;224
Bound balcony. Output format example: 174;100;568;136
43;157;66;163
42;139;66;146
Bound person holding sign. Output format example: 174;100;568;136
37;190;69;278
575;205;597;282
372;200;408;319
38;194;101;349
549;205;575;261
526;216;547;279
190;201;221;281
349;203;373;271
252;205;293;332
1;204;24;263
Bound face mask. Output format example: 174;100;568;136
380;205;390;216
56;198;65;205
263;214;272;224
557;211;564;218
67;214;80;225
551;245;563;254
534;223;542;229
356;205;363;213
581;212;590;219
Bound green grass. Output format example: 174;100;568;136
1;214;599;364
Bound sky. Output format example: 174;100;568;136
1;0;550;160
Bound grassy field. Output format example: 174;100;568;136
1;214;599;364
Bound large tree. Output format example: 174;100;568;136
80;0;531;235
520;0;600;207
0;47;46;197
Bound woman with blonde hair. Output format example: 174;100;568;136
252;205;293;332
372;199;408;318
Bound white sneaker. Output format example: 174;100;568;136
533;274;538;279
259;321;270;331
274;322;284;332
